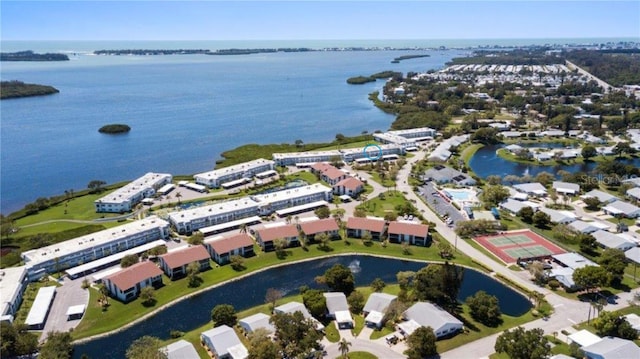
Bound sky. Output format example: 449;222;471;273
1;1;639;41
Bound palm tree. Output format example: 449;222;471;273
239;223;247;234
338;338;351;358
175;191;183;204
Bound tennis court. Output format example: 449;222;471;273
474;229;566;263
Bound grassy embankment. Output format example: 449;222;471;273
216;134;375;168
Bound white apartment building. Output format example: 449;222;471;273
94;172;172;213
21;216;170;275
194;158;275;188
273;150;342;166
167;184;333;233
252;183;333;215
341;144;404;162
0;266;28;323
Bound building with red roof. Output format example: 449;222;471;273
387;221;430;246
299;218;340;241
204;233;255;265
103;261;163;302
310;163;348;185
333;177;365;198
159;245;211;279
254;224;299;251
346;217;386;241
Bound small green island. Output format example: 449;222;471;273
98;124;131;134
0;81;60;100
0;50;69;62
391;54;431;63
346;70;402;84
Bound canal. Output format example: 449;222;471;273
73;255;531;358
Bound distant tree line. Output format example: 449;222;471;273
565;50;640;86
447;49;560;66
1;51;69;61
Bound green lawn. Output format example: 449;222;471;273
367;172;396;189
356;191;408;218
325;321;341;342
313;140;374;152
345;352;378;359
461;144;484;166
72;239;480;339
369;323;394;340
352;315;365;337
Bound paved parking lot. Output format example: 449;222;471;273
40;276;89;340
418;182;465;226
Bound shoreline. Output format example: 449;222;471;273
72;252;502;345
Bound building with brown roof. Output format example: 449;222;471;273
299;218;340;241
333;177;364;198
103;261;163;302
254;224;299;251
159;246;211;279
387;221;430;246
204;233;255;265
346;217;386;241
310;163;347;185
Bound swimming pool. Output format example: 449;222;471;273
444;189;475;201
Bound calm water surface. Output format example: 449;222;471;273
72;255;531;358
1;47;464;213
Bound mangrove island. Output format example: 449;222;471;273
0;81;60;100
98;124;131;134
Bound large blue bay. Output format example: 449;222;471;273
1;46;466;213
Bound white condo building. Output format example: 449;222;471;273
374;127;436;148
272;145;404;166
94;172;172;213
21;216;170;275
0;266;28;323
168;197;261;234
167;184;332;234
194;158;275;188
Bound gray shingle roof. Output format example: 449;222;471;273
582;337;640;358
324;292;349;315
201;325;244;358
403;302;463;333
238;313;274;334
363;293;397;314
161;340;200;359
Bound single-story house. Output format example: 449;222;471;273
534;152;552;161
298;218;340;241
204;233;255;265
623;313;640;333
363;293;397;328
552;252;598;270
504;144;524;153
596;146;615;156
623;177;640;188
513;182;547;197
160;340;200;359
387;221;430;246
548;266;580;290
602;200;640;218
103;261;163;302
423;165;476;186
539;207;577;225
159;246;211;279
568;220;611;234
333;177;365;198
274;301;324;330
507;187;529;201
624;247;640;265
399;302;463;339
567;330;602;348
346;217;386;241
582;336;640;359
555;149;580;160
592;230;636;251
553;181;580;195
200;325;248;359
499;199;539;215
581;190;618;204
238;313;275;335
627;187;640;201
254;224;299;251
539;130;565;137
324;292;353;329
